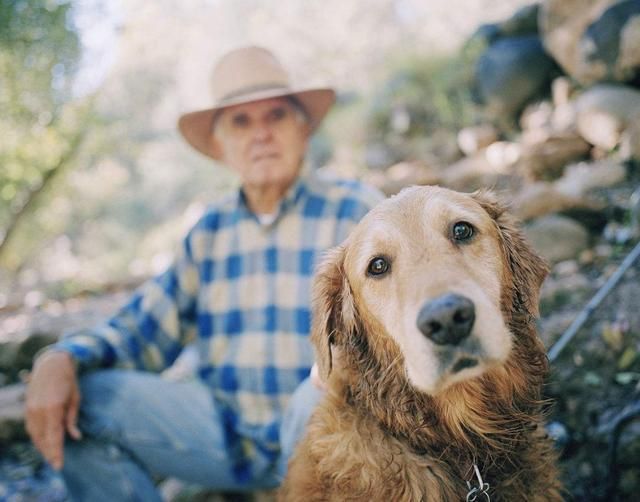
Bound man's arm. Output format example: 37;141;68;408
25;229;202;468
56;232;201;372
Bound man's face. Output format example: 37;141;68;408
213;97;310;194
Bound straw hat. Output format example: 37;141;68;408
178;46;336;160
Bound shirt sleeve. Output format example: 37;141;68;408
334;180;385;243
53;231;200;373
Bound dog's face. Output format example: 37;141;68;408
313;186;548;396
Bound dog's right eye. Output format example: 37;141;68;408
452;221;475;242
367;256;390;277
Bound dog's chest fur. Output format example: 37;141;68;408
282;385;561;502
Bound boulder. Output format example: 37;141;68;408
457;124;499;156
554;159;627;197
583;0;640;83
364;142;403;170
467;3;540;47
474;35;558;118
551;76;576;107
573;84;640;149
619;113;640;160
365;161;441;197
510;182;596;221
540;0;640;85
0;333;58;383
0;341;21;376
524;215;591;263
520;100;554;133
0;384;26;445
442;144;518;192
518;133;591;180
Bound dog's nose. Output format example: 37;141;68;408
416;294;475;345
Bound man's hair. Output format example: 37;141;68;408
286;96;311;125
210;96;310;134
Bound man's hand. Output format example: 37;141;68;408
25;351;82;470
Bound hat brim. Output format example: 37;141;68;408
178;87;336;160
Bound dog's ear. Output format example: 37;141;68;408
311;245;357;381
472;190;549;316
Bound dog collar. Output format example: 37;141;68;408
466;464;491;501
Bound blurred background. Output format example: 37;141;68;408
0;0;537;305
2;0;640;500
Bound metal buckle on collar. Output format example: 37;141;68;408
466;463;490;502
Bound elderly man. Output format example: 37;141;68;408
25;46;383;499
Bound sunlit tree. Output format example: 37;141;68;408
0;0;91;270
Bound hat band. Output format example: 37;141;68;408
218;82;291;104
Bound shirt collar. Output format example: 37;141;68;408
236;172;309;224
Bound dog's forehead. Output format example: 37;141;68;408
358;186;489;233
343;186;497;267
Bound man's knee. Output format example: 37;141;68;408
76;370;155;441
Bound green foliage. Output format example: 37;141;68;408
0;0;91;270
367;49;481;147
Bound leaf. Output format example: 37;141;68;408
614;372;639;385
584;371;602;387
601;323;624;351
618;347;638;370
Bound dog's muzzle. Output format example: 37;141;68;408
416;293;475;346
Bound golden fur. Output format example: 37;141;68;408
279;186;563;501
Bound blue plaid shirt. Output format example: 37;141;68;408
55;169;383;479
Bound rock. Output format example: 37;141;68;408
518;133;591;181
498;3;540;37
0;384;26;445
619;111;640;160
441;149;513;192
608;281;640;338
551;102;579;135
510;182;593;221
540;0;640;85
574;84;640;149
366;161;441;197
16;333;58;372
520;101;554;133
551;77;575;108
457;124;498;156
485;141;521;169
468;23;501;47
559;206;610;235
416;129;462;165
474;35;558;118
364;142;402;170
539;310;579;345
554;259;581;277
524;215;590;263
579;110;624;150
467;3;540;47
583;0;640;83
0;342;20;375
0;333;58;382
554;159;627;197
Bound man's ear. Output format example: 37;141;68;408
209;134;223;160
311;245;356;381
472;190;549;317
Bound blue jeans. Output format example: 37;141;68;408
62;370;323;501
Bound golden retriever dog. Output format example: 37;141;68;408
280;186;563;501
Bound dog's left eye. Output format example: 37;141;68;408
367;257;390;277
452;221;475;241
